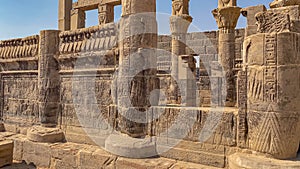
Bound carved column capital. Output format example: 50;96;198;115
170;15;193;34
212;6;241;33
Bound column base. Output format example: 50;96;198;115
27;126;64;143
105;133;157;159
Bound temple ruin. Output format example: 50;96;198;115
0;0;300;168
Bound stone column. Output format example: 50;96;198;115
245;6;300;159
117;0;158;138
212;1;241;107
241;5;267;37
58;0;72;31
71;9;86;30
169;0;192;105
105;0;158;158
38;30;61;126
98;4;114;26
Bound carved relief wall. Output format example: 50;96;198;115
0;35;40;125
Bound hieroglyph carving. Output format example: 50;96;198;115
264;34;277;102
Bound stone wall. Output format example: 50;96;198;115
57;23;118;144
0;26;245;167
0;35;40;127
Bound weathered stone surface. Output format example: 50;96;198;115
27;126;64;143
245;31;300;159
256;5;300;33
229;153;300;169
22;140;51;168
270;0;300;8
0;139;13;167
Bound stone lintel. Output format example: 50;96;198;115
73;0;121;11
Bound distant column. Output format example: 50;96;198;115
58;0;72;31
169;0;192;105
98;4;114;26
212;0;241;107
71;9;86;30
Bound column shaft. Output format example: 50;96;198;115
58;0;72;31
117;0;158;138
38;30;60;126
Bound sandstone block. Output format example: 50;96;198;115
105;134;157;159
0;140;13;167
23;140;51;168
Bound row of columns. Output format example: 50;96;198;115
58;0;116;31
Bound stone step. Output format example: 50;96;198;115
3;132;223;169
228;153;300;169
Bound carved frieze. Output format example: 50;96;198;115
59;24;117;55
0;35;39;61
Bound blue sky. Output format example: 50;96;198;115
0;0;271;40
